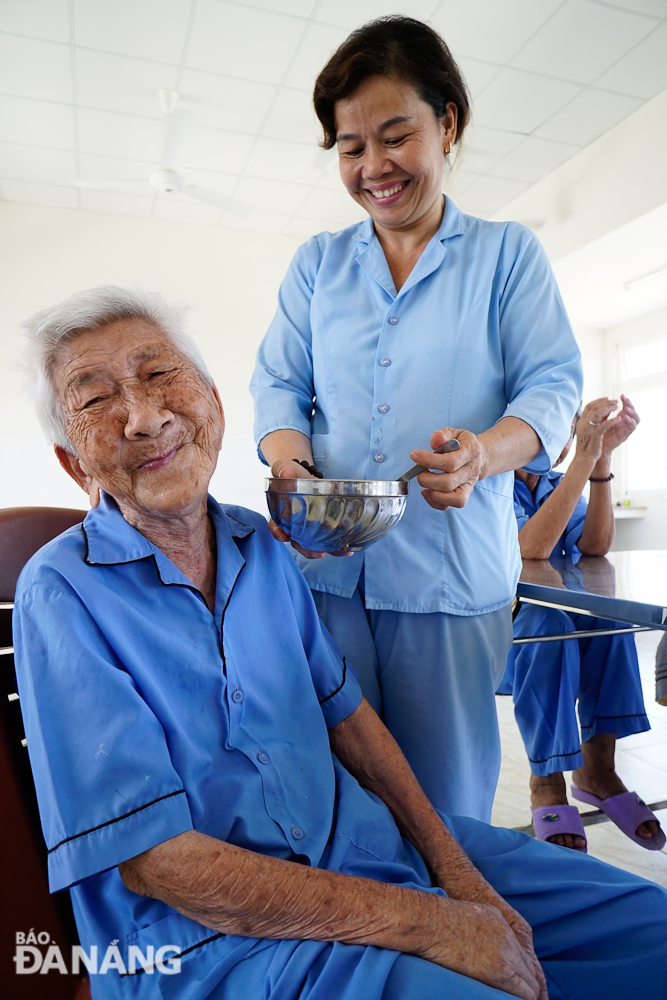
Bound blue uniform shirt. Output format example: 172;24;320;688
250;198;582;615
513;470;588;557
14;494;441;998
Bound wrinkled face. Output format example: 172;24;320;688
335;74;456;232
54;319;224;515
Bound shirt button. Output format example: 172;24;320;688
374;453;385;464
232;688;243;703
256;751;270;765
379;357;391;367
377;403;390;414
291;826;304;840
388;316;398;325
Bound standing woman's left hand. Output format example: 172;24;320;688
410;429;487;510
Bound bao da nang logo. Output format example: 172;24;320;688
14;930;181;975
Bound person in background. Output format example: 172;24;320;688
500;395;665;852
250;16;582;825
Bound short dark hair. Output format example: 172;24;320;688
313;16;471;150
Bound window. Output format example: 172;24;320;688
611;330;667;497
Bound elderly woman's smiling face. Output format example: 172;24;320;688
54;318;224;517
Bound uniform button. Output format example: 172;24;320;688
291;826;304;840
379;357;391;367
232;688;243;703
377;403;390;414
256;751;270;765
374;453;385;464
388;315;398;325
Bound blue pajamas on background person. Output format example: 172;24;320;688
498;472;650;774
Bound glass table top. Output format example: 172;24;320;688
518;550;667;629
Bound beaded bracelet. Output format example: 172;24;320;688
589;473;614;483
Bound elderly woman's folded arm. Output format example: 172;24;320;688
120;698;547;1000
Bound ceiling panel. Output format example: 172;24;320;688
461;174;530;215
511;0;658;84
0;142;77;185
75;49;178;118
233;176;313;214
186;1;305;83
0;33;71;104
153;196;222;226
601;1;667;15
313;1;438;29
489;135;580;183
249;0;319;15
219;209;295;233
297;186;366;224
458;124;526;173
454;55;502;96
79;188;154;217
78;153;158;192
594;21;667;98
77;108;165;162
535;87;642;146
0;0;70;44
72;0;192;63
181;127;254;175
282;20;349;90
472;68;581;133
431;0;563;63
244;137;326;184
261;87;321;144
0;94;75;149
179;69;276;133
0;177;78;208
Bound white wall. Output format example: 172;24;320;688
0;201;302;515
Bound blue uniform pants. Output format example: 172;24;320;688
208;815;667;1000
498;604;650;775
312;585;513;823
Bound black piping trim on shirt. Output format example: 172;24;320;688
319;657;347;705
47;790;186;854
583;713;650;721
120;932;225;976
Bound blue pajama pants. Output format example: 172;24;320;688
312;585;513;823
208;815;667;1000
498;604;650;775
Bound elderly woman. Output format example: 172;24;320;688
250;16;582;823
14;287;667;1000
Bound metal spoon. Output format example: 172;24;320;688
397;439;461;483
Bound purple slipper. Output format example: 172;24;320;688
532;805;587;852
571;785;666;851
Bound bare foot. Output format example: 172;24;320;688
530;773;586;850
573;733;659;841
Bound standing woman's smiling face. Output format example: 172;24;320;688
335;74;458;235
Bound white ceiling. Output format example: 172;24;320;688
0;0;666;236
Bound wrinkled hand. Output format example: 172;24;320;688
439;874;548;1000
599;394;639;455
575;397;632;469
409;429;486;511
267;459;352;560
421;897;546;1000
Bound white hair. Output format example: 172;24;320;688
21;285;212;452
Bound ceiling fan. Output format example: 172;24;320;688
71;89;249;215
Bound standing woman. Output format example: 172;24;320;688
251;17;583;822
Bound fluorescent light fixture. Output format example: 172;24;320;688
624;264;667;291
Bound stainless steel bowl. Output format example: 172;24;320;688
266;478;408;553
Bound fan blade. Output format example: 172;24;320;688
161;109;193;172
71;179;148;190
184;185;250;215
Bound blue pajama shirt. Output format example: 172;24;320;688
250;198;583;820
499;472;650;774
14;494;667;999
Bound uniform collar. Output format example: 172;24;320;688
351;196;466;247
83;492;254;578
352;197;465;300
